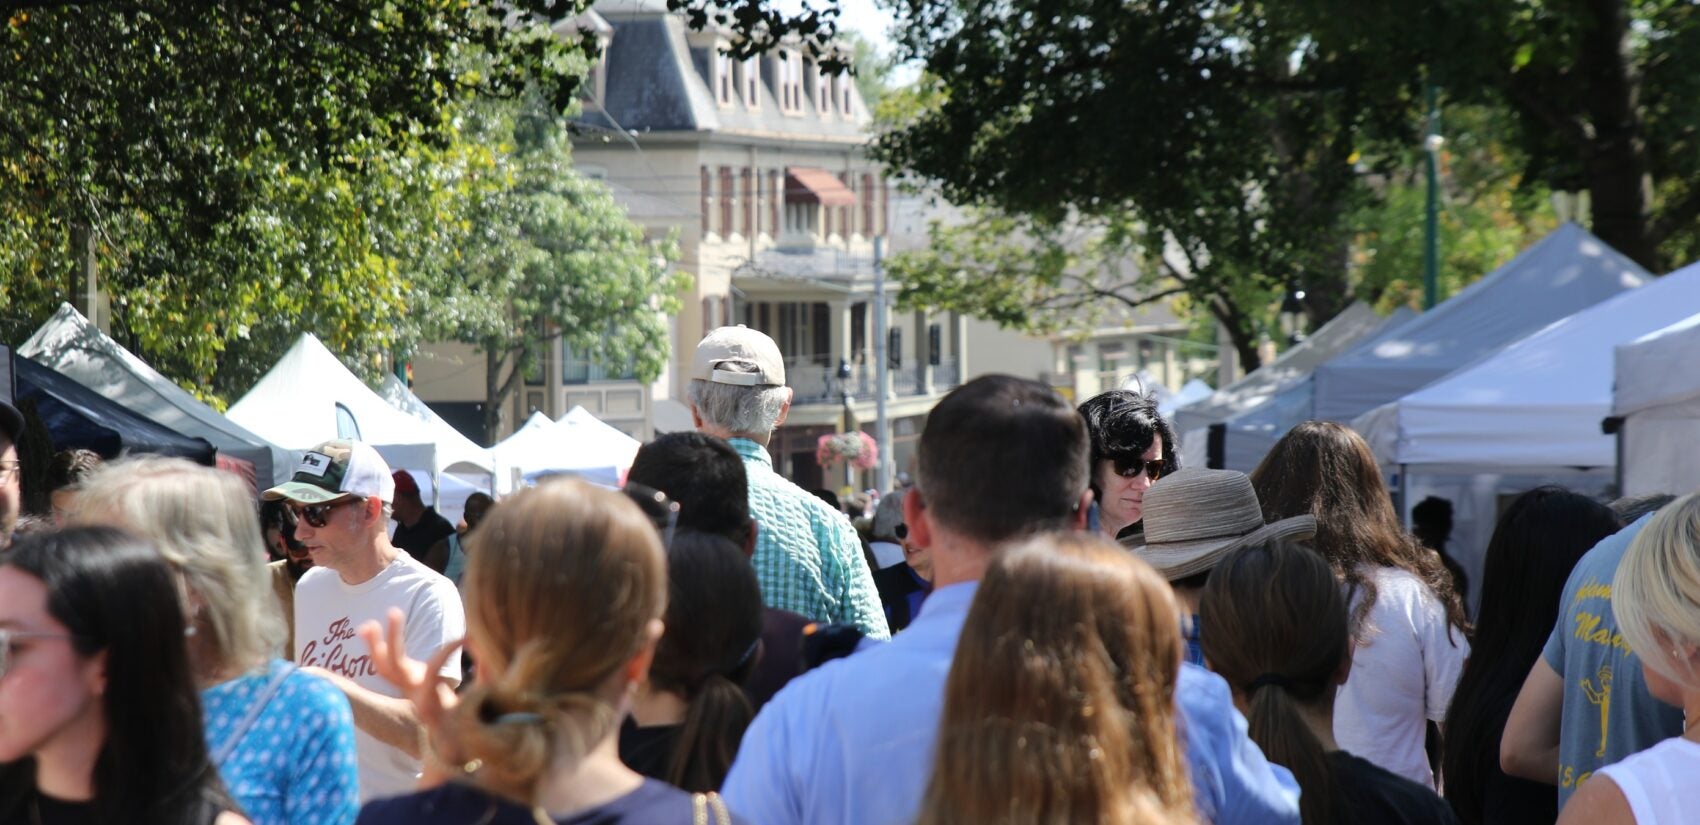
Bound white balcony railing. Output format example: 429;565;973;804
785;355;961;404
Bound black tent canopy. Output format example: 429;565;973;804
16;356;215;464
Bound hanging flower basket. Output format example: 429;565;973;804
816;431;879;471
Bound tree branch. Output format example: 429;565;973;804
1094;283;1189;310
1504;76;1593;153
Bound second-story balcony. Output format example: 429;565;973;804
734;247;879;293
785;355;961;405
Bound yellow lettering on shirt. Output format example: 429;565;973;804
1573;611;1633;654
1574;578;1612;605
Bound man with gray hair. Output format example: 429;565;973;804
688;326;889;639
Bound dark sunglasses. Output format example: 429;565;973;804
1111;457;1166;481
622;483;681;550
289;497;363;529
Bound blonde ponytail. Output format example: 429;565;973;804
444;478;668;807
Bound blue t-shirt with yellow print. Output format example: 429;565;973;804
1541;514;1684;807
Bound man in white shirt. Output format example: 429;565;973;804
263;439;465;800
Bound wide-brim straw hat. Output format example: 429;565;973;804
1138;468;1316;581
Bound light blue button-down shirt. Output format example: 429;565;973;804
722;581;1301;825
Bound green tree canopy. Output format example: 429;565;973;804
871;0;1416;367
2;2;680;414
426;96;687;438
870;0;1700;367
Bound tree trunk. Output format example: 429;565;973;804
1208;294;1264;373
1298;252;1352;329
1579;0;1660;271
483;347;520;445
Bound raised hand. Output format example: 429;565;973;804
359;608;464;741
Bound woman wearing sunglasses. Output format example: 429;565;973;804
1078;389;1180;548
75;458;360;825
355;477;744;824
0;526;249;825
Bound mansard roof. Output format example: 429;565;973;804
576;3;871;143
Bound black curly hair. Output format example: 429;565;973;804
1076;390;1180;501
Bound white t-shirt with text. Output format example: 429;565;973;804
294;551;464;801
1333;565;1468;788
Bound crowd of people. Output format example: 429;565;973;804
0;324;1697;824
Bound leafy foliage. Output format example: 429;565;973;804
1349;106;1561;312
876;0;1700;365
837;31;899;111
664;0;847;68
872;0;1421;368
1418;0;1700;270
426;97;687;437
1;2;680;418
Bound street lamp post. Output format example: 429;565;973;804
837;358;856;488
1280;288;1308;346
874;237;892;491
1423;82;1443;311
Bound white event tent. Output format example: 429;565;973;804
1158;379;1213;419
490;407;641;490
1312;223;1649;424
1610;313;1700;497
1351;259;1700;608
377;375;495;477
19;303;291;486
1355;260;1700;473
378;373;497;514
228;335;494;491
1209;307;1419;472
1173;301;1394;469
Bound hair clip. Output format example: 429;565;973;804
494;712;545;726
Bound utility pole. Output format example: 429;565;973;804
873;237;892;491
1423;81;1443;310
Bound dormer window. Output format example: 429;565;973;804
716;52;735;106
776;52;803;113
811;62;831;115
742;57;760;107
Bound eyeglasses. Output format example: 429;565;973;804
0;629;81;679
0;461;18;484
1111;456;1166;481
289;497;363;529
622;483;681;550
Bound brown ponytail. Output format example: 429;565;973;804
1200;540;1350;825
667;672;753;791
442;478;668;806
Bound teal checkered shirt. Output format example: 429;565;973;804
731;438;890;639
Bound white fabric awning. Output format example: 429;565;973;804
1356;258;1700;471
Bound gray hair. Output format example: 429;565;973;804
74;456;286;673
1611;492;1677;526
686;370;791;436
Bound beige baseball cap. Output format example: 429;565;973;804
691;326;786;386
